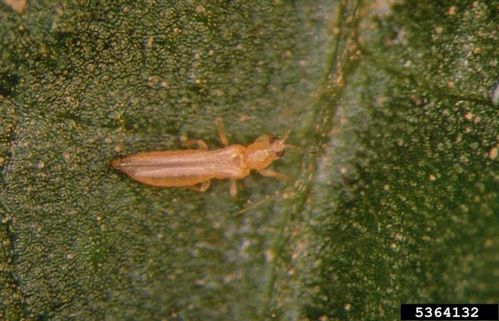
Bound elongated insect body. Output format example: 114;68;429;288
112;145;249;186
111;118;287;198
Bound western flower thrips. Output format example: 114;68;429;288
111;118;288;198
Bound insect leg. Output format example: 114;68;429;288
189;180;211;192
257;169;288;181
229;179;238;199
215;117;229;146
181;139;208;150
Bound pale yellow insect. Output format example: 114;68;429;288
111;118;288;198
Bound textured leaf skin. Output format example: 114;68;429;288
0;1;497;321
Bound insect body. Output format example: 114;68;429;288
111;118;287;198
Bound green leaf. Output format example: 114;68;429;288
1;1;497;320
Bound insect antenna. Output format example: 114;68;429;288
279;131;300;150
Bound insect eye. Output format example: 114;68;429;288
275;149;285;157
269;136;279;144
